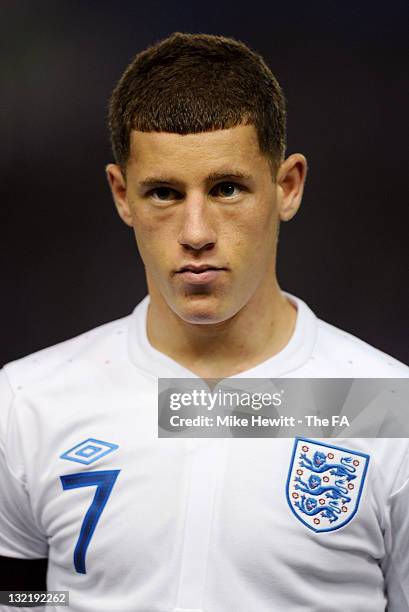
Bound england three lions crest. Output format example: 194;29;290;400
286;438;370;533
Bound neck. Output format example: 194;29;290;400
146;278;297;378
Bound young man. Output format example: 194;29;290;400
0;33;408;612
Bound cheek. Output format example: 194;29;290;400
132;211;175;268
224;203;277;257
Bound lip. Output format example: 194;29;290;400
176;267;225;284
177;264;223;273
178;269;224;284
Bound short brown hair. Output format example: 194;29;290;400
108;32;286;175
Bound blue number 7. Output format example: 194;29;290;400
60;470;120;574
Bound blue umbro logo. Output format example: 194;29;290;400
60;438;119;465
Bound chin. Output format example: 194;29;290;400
173;294;232;325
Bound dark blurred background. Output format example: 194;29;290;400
2;0;408;367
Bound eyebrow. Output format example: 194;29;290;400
208;171;252;182
139;170;252;187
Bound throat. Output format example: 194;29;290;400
146;292;298;378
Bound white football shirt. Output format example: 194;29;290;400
0;292;408;612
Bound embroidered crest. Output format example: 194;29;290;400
286;438;370;532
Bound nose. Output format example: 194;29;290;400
177;194;217;252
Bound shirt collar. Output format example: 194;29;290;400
128;292;318;380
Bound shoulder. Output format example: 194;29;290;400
1;312;132;409
313;317;409;377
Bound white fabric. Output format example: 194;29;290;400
0;292;408;612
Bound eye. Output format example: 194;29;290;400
149;187;181;202
211;182;243;198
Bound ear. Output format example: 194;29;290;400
276;153;308;222
105;163;134;227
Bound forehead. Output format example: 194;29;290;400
127;124;268;177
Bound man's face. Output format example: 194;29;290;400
111;124;300;324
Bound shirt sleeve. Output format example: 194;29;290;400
383;462;409;610
0;368;48;559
